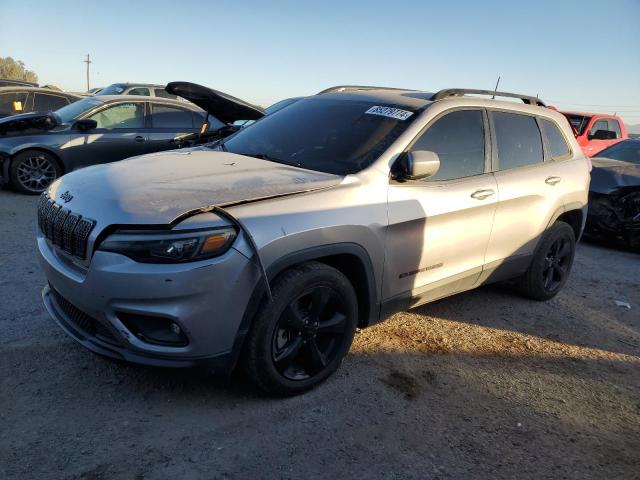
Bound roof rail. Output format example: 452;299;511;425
431;88;546;107
317;85;416;95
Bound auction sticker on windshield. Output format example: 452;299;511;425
365;106;414;121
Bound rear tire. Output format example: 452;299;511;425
243;262;358;396
10;149;61;195
517;221;576;301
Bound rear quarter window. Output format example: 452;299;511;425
540;119;571;159
493;112;544;170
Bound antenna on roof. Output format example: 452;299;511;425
492;76;501;99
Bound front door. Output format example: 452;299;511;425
65;101;150;169
384;109;497;307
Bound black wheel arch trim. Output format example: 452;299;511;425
225;242;380;375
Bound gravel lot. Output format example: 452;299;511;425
1;188;639;480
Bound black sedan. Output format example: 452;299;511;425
587;139;640;249
0;83;265;194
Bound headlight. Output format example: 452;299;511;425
98;227;237;263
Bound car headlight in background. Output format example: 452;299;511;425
98;227;237;263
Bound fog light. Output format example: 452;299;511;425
117;312;188;347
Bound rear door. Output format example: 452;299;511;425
484;111;569;273
385;108;498;304
146;103;201;153
65;101;150;169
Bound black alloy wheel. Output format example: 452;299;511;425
272;286;348;381
243;261;358;396
542;236;572;292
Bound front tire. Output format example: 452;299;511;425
243;262;358;396
518;221;576;301
10;150;61;194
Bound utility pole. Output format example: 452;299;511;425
83;54;92;91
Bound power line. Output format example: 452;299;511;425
547;99;640;108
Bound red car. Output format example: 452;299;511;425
561;111;627;157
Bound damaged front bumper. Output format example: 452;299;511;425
38;232;261;371
586;188;640;247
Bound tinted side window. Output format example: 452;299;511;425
0;92;28;114
493;112;543;170
33;93;69;112
540;119;570;159
127;87;150;96
410;110;485;181
151;105;194;128
89;103;144;128
154;89;177;99
608;119;621;138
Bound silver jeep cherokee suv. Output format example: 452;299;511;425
37;86;590;395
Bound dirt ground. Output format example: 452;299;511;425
1;188;639;480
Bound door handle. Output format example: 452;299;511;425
545;176;561;185
134;135;145;143
470;189;495;200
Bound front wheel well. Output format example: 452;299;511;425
265;245;378;328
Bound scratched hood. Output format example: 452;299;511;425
47;149;342;226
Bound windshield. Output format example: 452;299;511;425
222;97;419;175
265;97;301;115
54;97;102;123
96;84;125;95
563;114;591;135
597;140;640;164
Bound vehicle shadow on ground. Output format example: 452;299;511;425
410;281;640;358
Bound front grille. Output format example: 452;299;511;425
50;286;119;345
38;194;95;259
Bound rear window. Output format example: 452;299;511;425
222;97;420;175
563;114;591;135
33;93;70;112
96;84;125;95
493;112;544;170
540;119;570;159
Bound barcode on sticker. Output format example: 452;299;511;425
365;106;413;121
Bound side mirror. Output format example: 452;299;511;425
73;118;97;131
589;129;616;140
405;150;440;180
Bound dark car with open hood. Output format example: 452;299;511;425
0;82;264;194
586;139;640;249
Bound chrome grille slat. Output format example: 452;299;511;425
37;194;95;260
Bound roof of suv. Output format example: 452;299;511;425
315;85;548;112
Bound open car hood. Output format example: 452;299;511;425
165;82;265;124
0;111;59;135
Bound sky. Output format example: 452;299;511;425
1;0;639;125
